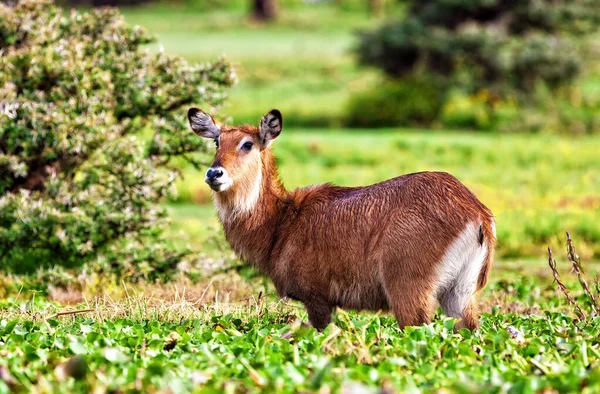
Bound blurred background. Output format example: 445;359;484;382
2;0;600;284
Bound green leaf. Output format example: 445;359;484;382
69;341;88;355
102;347;129;363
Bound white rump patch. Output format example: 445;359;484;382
436;222;488;318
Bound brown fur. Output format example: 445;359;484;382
188;110;496;331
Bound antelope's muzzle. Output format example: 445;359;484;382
205;166;232;192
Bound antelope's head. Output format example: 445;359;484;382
187;108;282;193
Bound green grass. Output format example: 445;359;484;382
117;3;600;262
2;266;600;393
1;226;599;392
120;2;384;127
4;122;599;392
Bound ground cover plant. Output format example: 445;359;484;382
2;127;599;392
1;235;600;393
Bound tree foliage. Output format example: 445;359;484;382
355;0;600;97
0;0;235;278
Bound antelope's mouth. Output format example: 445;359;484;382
206;179;232;192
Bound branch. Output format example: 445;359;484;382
548;246;586;321
566;232;598;316
181;154;210;171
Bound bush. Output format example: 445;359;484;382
344;76;441;128
354;0;600;131
440;90;498;131
0;0;235;279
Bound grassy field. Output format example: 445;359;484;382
2;249;600;393
120;2;385;127
2;2;600;393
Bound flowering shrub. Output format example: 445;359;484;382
0;0;235;279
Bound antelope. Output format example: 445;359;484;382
187;107;496;331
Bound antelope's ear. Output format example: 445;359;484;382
187;107;221;139
259;109;282;147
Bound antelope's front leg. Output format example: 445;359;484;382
304;298;334;331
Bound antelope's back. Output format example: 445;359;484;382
284;170;494;266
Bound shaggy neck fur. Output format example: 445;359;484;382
212;149;289;273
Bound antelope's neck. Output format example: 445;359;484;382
212;151;289;273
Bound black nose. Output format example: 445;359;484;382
206;168;223;181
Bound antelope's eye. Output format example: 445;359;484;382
214;139;219;148
241;141;254;151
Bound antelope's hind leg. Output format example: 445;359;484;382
436;222;489;332
382;270;436;329
439;289;480;331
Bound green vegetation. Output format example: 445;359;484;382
356;0;600;91
345;76;441;128
1;235;599;393
117;1;600;132
0;0;233;277
117;0;600;261
353;0;600;131
119;1;386;127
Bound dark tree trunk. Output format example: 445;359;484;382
368;0;383;16
252;0;277;22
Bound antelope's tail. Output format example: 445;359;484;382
476;218;496;291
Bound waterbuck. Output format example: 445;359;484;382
187;107;496;331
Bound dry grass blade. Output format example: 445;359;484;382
595;274;600;303
46;308;95;320
566;232;598;316
548;247;586;321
